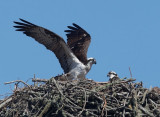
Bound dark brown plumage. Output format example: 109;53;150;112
65;23;91;64
14;19;74;73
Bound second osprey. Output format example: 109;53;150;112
14;19;96;80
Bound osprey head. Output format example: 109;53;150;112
107;71;118;79
87;57;97;64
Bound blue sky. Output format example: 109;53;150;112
1;1;160;97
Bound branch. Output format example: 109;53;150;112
4;80;30;88
0;96;12;109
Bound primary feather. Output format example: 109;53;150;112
65;23;91;64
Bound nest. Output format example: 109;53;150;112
0;76;160;117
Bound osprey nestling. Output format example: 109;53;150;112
14;19;96;80
107;71;119;82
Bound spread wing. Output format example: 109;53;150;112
65;23;91;64
13;18;80;73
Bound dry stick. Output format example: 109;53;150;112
52;78;64;96
38;101;52;117
129;67;132;78
97;78;136;84
141;90;148;104
34;106;43;117
78;89;87;117
33;74;36;86
0;96;12;109
32;94;49;117
5;80;30;88
63;110;76;117
122;93;129;117
132;89;138;116
56;105;64;114
30;90;46;115
101;94;107;117
32;78;48;82
138;105;154;117
148;99;158;109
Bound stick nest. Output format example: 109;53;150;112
0;77;160;117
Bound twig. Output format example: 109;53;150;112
32;78;48;82
63;110;76;117
122;93;129;117
101;94;107;117
96;78;136;84
52;78;64;96
0;96;12;109
38;101;52;117
138;105;154;117
5;80;30;88
148;99;157;108
141;90;148;104
129;67;132;78
78;89;87;116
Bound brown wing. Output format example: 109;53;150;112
13;19;80;73
65;23;91;64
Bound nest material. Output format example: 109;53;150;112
0;77;160;117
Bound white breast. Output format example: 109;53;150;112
69;63;87;80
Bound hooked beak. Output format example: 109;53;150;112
94;60;97;64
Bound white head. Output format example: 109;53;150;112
107;71;118;79
87;57;97;65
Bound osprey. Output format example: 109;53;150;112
14;19;96;80
107;71;119;82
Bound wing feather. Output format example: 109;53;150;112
65;23;91;64
14;19;79;73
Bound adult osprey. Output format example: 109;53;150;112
14;19;96;80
